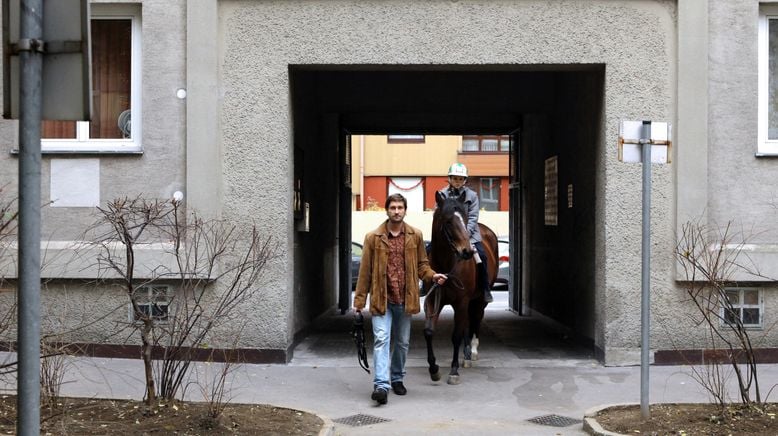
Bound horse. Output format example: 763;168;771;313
424;190;499;385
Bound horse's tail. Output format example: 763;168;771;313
477;223;499;287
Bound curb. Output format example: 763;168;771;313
318;414;335;436
295;406;334;436
582;404;632;436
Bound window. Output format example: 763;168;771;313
721;288;763;329
130;285;172;323
41;4;141;153
476;177;500;211
462;135;510;153
387;135;425;143
758;6;778;155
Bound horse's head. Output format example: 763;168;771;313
432;191;474;261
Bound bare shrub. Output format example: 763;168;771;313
675;219;773;409
92;196;275;405
39;342;69;411
0;190;17;386
193;334;244;420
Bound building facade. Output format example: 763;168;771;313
352;134;510;212
0;1;777;366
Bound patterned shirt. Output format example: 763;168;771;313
386;225;406;305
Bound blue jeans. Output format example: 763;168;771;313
371;303;411;392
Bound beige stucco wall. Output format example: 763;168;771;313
0;0;191;342
1;0;775;365
213;0;678;364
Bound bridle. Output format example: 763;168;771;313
351;312;370;373
440;211;470;261
426;203;470;318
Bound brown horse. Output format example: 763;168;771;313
424;190;498;385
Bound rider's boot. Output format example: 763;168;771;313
483;286;494;304
478;262;493;303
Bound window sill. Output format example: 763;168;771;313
755;152;778;158
10;146;143;156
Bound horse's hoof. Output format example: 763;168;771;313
463;359;472;368
430;371;441;382
471;351;478;361
447;375;461;385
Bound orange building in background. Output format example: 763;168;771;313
351;135;510;212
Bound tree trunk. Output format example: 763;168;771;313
141;321;156;403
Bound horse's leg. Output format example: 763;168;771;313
447;304;468;385
423;290;441;382
464;300;486;366
463;324;473;368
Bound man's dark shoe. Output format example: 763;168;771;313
484;287;494;303
371;388;388;404
391;381;407;395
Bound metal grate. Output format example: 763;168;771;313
333;413;391;427
527;414;582;427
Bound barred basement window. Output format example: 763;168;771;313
129;285;172;323
721;288;763;329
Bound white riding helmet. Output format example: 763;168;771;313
447;163;468;178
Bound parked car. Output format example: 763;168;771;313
421;239;510;292
351;241;363;289
493;238;510;291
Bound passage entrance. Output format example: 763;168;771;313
290;67;602;346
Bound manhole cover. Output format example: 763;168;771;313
527;414;582;427
333;413;391;427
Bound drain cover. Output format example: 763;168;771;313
527;414;582;427
333;413;391;427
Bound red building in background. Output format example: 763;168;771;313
353;135;510;211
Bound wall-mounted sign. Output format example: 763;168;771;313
544;156;558;226
618;120;672;164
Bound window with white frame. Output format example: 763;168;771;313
758;5;778;155
41;4;142;153
462;135;510;153
477;177;500;211
721;288;763;329
130;285;172;323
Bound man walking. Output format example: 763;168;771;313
353;193;447;405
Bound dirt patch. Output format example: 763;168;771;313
594;403;777;435
0;395;324;435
